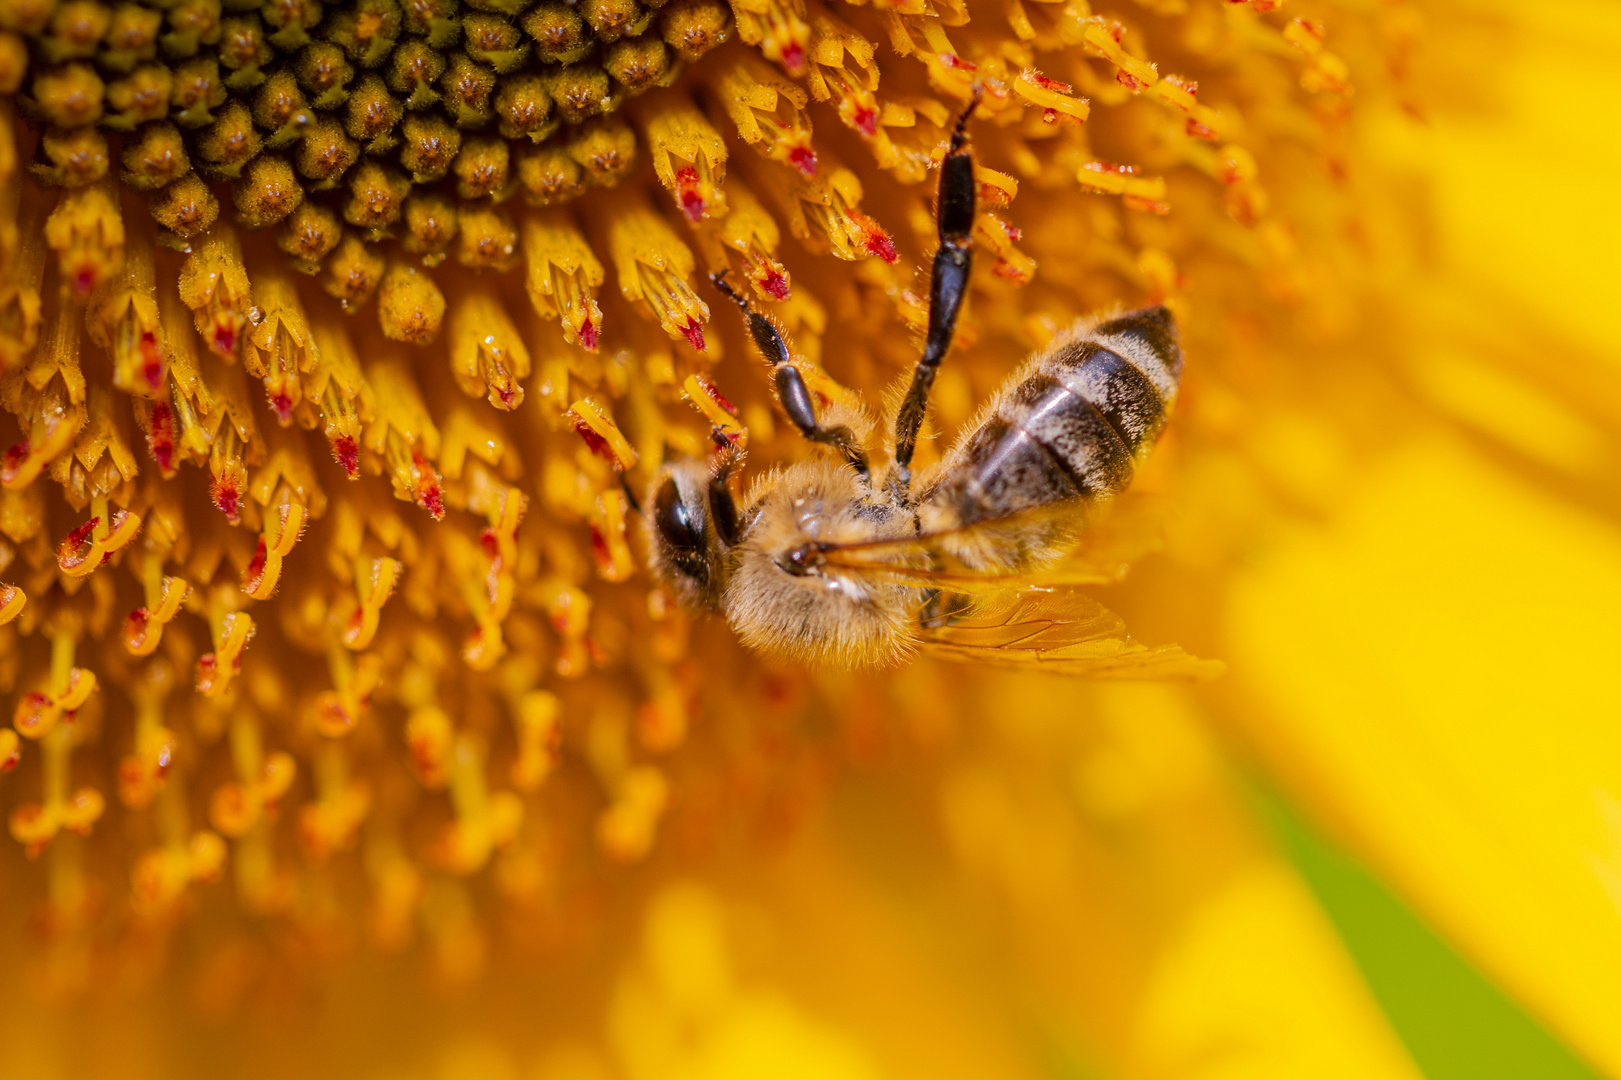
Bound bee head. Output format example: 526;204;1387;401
644;457;743;609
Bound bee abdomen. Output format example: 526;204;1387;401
930;306;1181;527
1045;340;1168;461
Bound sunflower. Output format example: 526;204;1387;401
0;0;1614;1074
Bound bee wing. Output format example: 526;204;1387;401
915;587;1225;681
813;495;1171;591
1052;491;1173;584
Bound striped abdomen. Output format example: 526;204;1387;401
923;306;1182;533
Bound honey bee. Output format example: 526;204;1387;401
645;100;1218;678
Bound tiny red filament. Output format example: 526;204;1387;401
2;440;29;481
214;480;241;523
679;318;706;352
140;333;164;391
760;269;790;300
243;537;268;592
411;448;445;520
1117;70;1144;91
788;146;817;177
333;435;360;478
572;419;610;458
124;607;150;635
578;317;599;352
63;517;100;550
675;166;705;223
212;321;236;357
706;380;739;416
993;259;1027;282
271;393;294;425
420;482;445;520
865;229;898;264
496;385;516;408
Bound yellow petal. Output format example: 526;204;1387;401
1229;434;1621;1076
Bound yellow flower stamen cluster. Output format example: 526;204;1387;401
0;0;1389;989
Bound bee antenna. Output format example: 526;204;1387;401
711;270;790;368
710;270;753;314
952;86;982;152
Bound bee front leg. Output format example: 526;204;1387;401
711;271;870;479
892;91;980;495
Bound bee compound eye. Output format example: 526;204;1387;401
708;478;740;547
654;476;702;554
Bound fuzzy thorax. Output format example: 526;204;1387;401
724;458;917;668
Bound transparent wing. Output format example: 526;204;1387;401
916;586;1225;681
1056;491;1172;584
813;493;1172;592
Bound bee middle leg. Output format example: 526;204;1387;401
712;271;870;479
892;91;980;494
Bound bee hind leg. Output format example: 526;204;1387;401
892;89;981;494
711;271;870;479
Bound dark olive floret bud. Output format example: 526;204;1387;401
253;69;313;149
324;0;403;67
521;2;588;64
387;38;444;109
278;201;344;272
461;12;527;71
162;0;222;59
32;62;105;128
546;63;614;125
235;154;304;228
515;143;583;206
401;0;461;47
262;0;323;50
41;0;110;64
298;114;360;187
580;0;647;43
151;173;219;239
296;40;353;107
398;112;460;181
323;233;385;310
32;125;109;187
218;14;272;90
103;64;173;129
196;99;260;178
345;73;404;148
400;192;458;265
102;3;163;72
494;72;553;140
456;205;517;270
344;159;411;232
660;0;731;60
169;56;225;126
439;50;495;127
453;136;508;199
604;35;672;95
567;118;636;187
122;120;191;189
